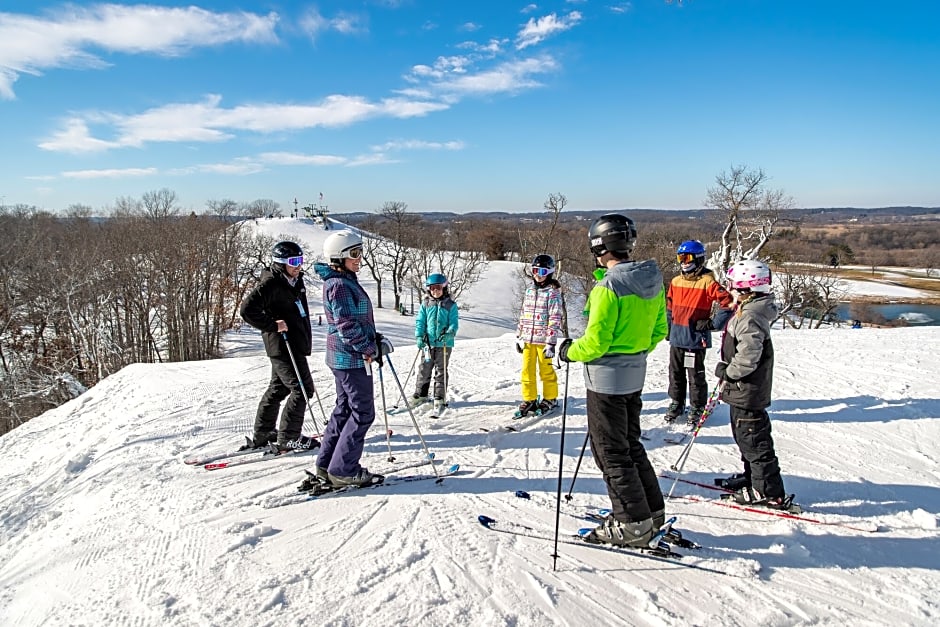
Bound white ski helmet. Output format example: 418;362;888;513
725;259;772;293
323;230;363;264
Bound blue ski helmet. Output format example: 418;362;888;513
426;273;448;287
676;240;706;274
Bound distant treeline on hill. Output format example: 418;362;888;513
334;206;939;226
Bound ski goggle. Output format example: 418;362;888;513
274;255;304;267
346;247;363;259
531;266;552;278
677;253;696;263
428;283;445;290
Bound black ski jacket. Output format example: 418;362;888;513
240;267;312;358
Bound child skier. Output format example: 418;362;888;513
664;240;734;425
410;273;459;415
515;254;564;417
715;259;793;509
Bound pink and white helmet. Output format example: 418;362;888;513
726;259;772;293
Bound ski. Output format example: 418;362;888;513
295;456;446;492
512;490;701;550
476;515;734;576
263;463;461;508
504;406;557;432
203;444;319;471
660;473;879;532
184;434;323;466
582;509;700;549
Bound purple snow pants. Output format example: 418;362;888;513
317;367;376;477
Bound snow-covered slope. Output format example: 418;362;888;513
1;218;938;626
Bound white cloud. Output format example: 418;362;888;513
0;5;279;99
521;4;539;14
460;22;481;32
371;139;465;152
608;3;634;14
257;152;348;166
430;57;559;97
515;11;583;50
39;94;450;154
61;167;157;179
298;8;367;40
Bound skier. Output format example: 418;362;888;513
664;240;734;424
514;254;565;417
313;230;392;487
555;215;669;548
409;273;459;415
715;259;791;509
239;241;320;451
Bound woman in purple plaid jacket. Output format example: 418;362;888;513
313;230;384;487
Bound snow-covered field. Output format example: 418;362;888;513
1;218;938;626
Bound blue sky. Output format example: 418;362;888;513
1;1;938;214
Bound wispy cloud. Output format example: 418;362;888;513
298;8;367;40
61;167;157;180
515;11;583;50
39;94;449;153
608;3;634;14
371;139;465;152
0;4;279;99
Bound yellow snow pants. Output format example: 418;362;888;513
520;342;558;402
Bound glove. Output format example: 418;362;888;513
695;319;713;331
374;333;394;366
515;338;525;354
543;344;555;359
715;362;729;381
416;338;427;349
553;338;573;369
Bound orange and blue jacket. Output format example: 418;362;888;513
666;268;734;350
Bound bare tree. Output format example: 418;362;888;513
141;188;180;220
705;165;797;272
375;201;418;310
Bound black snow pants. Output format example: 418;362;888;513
668;345;708;408
586;389;665;523
729;405;786;498
253;355;314;443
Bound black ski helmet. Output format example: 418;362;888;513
588;214;637;257
271;241;303;268
531;254;556;272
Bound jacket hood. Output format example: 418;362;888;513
595;259;664;300
739;293;778;322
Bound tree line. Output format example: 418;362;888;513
0;191;275;435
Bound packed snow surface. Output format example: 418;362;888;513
1;218;938;626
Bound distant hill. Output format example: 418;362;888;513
334;206;940;226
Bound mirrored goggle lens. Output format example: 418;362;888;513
532;267;551;277
677;253;695;263
346;247;363;259
275;255;304;267
428;283;444;290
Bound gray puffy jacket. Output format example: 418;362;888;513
718;294;776;409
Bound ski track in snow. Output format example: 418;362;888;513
1;218;939;626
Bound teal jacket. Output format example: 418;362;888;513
567;259;668;394
415;294;459;348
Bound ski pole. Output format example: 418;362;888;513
375;357;396;462
564;431;591;502
281;332;323;436
552;361;570;571
385;354;442;481
392;349;421;409
442;343;449;409
665;381;722;501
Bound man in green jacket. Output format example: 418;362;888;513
556;214;668;548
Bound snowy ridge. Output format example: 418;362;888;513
0;218;938;626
